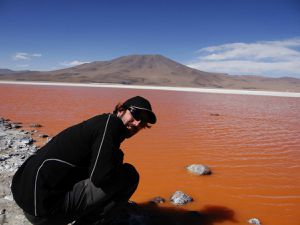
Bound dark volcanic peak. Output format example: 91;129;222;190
73;54;198;74
53;54;212;85
110;54;179;68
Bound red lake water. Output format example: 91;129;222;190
1;83;300;225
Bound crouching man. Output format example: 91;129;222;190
11;96;157;225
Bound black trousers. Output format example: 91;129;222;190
24;163;139;225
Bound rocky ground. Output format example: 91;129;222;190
0;118;44;224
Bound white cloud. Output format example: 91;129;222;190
13;52;42;61
32;53;42;57
60;60;90;67
187;38;300;78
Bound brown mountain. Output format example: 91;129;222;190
0;54;299;92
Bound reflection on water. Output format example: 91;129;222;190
1;84;300;225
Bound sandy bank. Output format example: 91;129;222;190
1;80;299;98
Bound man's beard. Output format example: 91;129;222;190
124;124;139;138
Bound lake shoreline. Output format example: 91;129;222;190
1;80;300;97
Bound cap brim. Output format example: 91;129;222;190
134;107;156;124
145;110;156;124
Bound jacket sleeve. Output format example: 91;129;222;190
89;114;124;187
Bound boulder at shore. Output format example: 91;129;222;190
170;191;193;205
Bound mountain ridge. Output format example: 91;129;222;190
0;54;299;92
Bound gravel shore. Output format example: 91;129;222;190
0;118;40;225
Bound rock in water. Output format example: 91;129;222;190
248;218;261;225
170;191;193;205
38;134;49;138
186;164;211;175
29;123;42;128
11;123;22;129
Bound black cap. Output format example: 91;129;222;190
123;96;157;124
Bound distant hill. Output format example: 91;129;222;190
0;69;16;74
1;54;299;92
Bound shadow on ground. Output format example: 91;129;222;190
114;202;238;225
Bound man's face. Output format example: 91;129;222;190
117;109;146;138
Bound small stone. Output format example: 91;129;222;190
0;154;10;161
30;123;42;128
4;195;13;201
20;137;33;145
4;165;10;170
0;130;7;136
170;191;193;205
4;123;12;129
38;134;49;138
248;218;261;225
11;123;22;129
0;209;7;225
149;196;166;204
21;130;29;134
186;164;211;175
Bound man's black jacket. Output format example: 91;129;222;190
11;113;127;217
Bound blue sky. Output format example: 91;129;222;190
1;0;300;78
